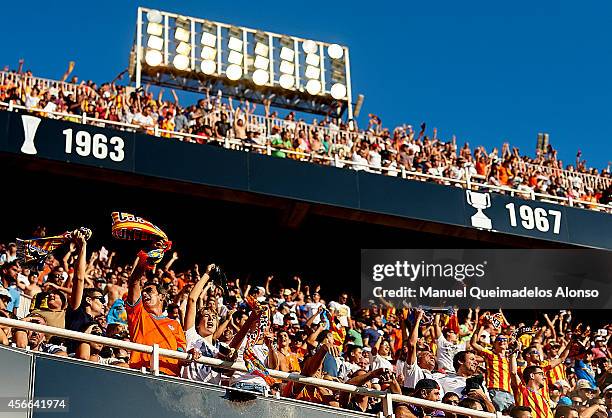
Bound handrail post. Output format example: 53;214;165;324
7;101;13;112
383;393;395;418
401;165;406;179
224;136;230;149
266;143;272;156
154;125;159;137
82;112;87;125
150;343;160;376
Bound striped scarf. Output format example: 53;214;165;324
111;212;171;268
243;296;275;386
17;227;92;269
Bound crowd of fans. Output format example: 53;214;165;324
0;231;611;417
0;65;610;211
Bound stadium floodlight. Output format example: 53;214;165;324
302;40;317;54
147;9;163;23
176;41;191;56
174;27;190;43
279;74;295;89
147;35;164;50
255;42;269;57
226;64;243;80
306;79;322;95
201;59;216;75
252;69;269;86
228;36;243;51
328;44;344;59
173;54;190;70
147;22;163;36
280;60;294;75
201;32;217;47
254;55;269;70
305;53;320;67
201;46;216;60
228;50;243;65
280;47;295;62
134;7;354;118
305;65;320;80
330;83;347;100
145;49;163;67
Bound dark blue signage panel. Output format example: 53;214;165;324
0;110;610;250
4;111;135;172
133;134;250;191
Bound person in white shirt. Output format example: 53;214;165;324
328;293;351;328
438;351;482;396
403;309;445;393
181;264;223;384
433;314;466;373
305;292;324;325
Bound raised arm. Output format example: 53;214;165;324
408;309;424;365
69;231;87;310
127;256;146;306
470;322;487;354
184;264;214;330
433;313;442;339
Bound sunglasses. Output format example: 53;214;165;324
91;296;105;302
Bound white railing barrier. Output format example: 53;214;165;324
0;317;498;418
0;101;610;214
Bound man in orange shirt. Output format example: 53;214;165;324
126;252;186;376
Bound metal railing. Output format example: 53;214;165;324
0;101;610;214
0;317;498;418
0;71;100;99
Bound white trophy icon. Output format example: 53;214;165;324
466;190;492;230
20;115;41;155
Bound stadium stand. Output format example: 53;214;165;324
0;68;610;213
0;229;611;417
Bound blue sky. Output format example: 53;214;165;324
2;0;610;169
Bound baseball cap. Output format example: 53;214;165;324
557;396;573;406
283;289;292;296
604;384;612;393
576;379;594;390
414;378;439;392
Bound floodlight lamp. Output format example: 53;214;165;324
146;10;163;23
147;35;164;50
252;69;269;86
305;53;320;67
306;79;322;95
228;36;243;51
175;27;190;43
201;32;217;47
200;46;216;60
145;49;163;67
279;60;294;75
201;59;216;75
330;83;347;100
146;22;163;37
173;54;190;70
280;47;295;62
255;42;269;57
279;74;295;89
226;64;243;80
228;50;243;65
302;40;317;54
176;42;191;56
305;65;320;80
328;44;344;59
254;55;269;70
